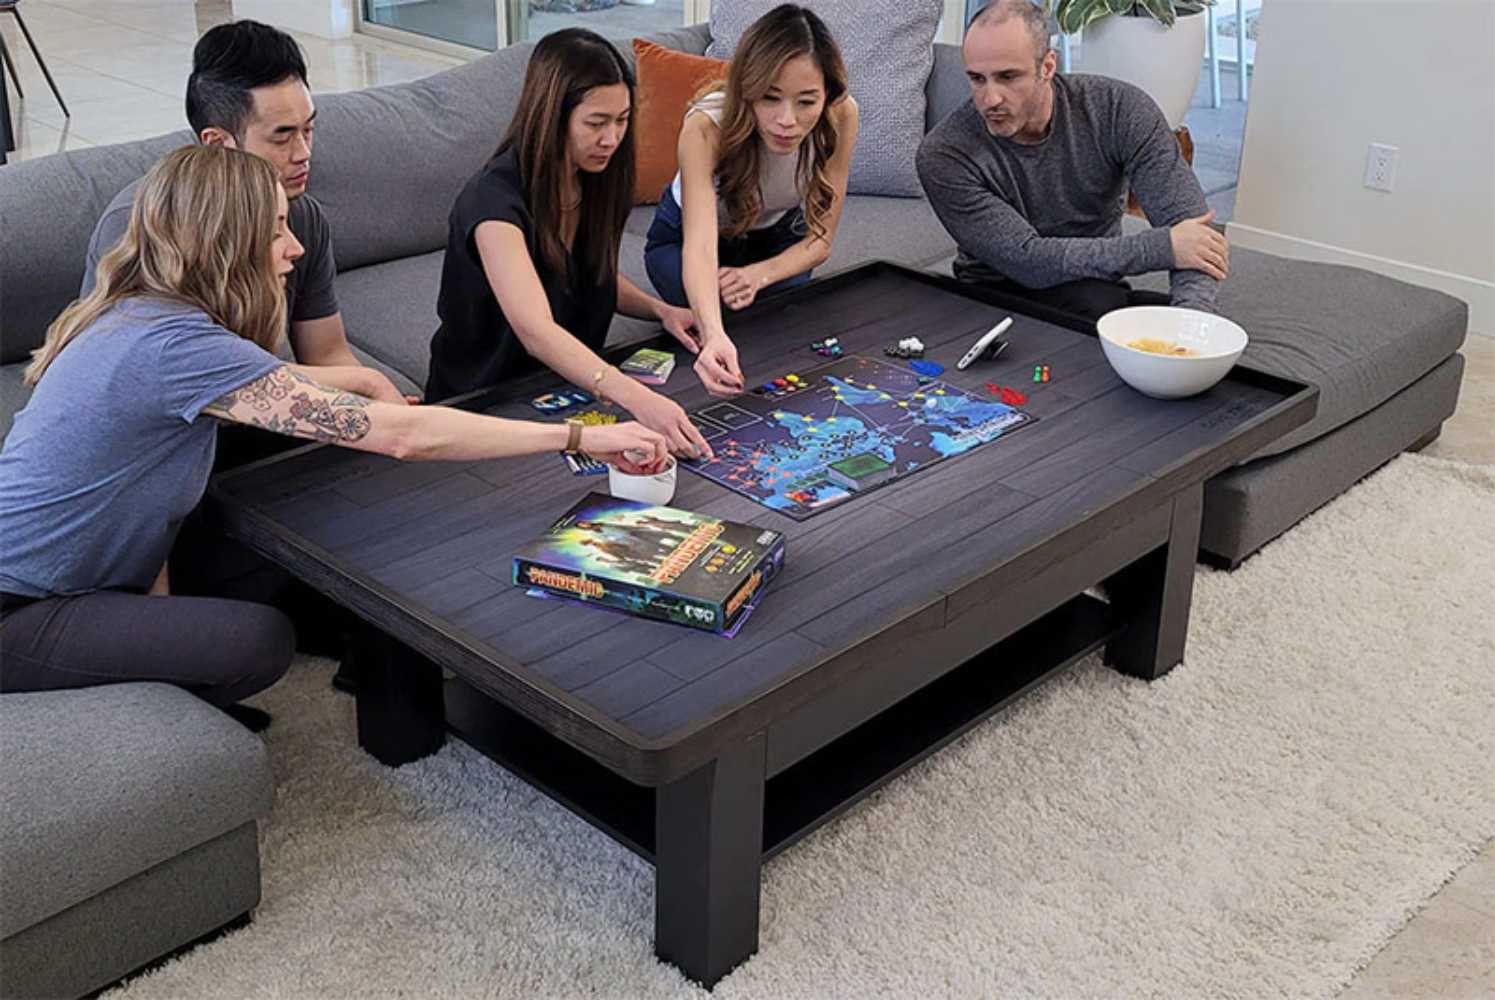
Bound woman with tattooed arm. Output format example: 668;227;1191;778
0;146;667;721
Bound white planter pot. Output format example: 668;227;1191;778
1079;12;1207;129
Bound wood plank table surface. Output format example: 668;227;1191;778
213;262;1317;987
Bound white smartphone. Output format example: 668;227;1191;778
957;317;1013;371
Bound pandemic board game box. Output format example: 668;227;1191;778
511;493;786;634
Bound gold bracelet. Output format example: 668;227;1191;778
591;365;610;402
564;420;583;454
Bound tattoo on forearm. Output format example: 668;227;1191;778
205;367;372;444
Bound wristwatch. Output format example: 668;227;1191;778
564;420;584;455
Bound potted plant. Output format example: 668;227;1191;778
1049;0;1213;129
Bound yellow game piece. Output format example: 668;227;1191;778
897;401;909;407
786;374;800;383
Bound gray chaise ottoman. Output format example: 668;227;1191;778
923;237;1468;567
1130;246;1468;566
1;684;273;999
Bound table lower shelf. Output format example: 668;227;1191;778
446;593;1119;863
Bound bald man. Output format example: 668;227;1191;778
917;0;1228;320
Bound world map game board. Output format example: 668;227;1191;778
683;356;1035;519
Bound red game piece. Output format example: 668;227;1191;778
985;383;1027;406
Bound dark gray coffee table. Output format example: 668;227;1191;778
212;262;1315;987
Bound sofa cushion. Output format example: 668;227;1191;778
307;46;535;273
337;251;445;391
630;39;727;206
0;683;273;938
0;131;194;362
926;43;970;132
1131;246;1469;456
821;194;957;274
707;0;943;198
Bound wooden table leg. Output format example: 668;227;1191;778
654;732;766;988
351;626;445;766
1104;483;1204;680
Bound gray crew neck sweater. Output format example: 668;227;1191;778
916;73;1217;312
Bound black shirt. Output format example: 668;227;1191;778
427;148;618;401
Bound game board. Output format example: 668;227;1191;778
683;355;1034;519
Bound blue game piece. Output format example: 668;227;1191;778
910;360;944;377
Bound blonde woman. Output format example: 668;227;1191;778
643;3;860;394
0;146;665;719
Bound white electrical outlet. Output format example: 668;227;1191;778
1365;143;1399;192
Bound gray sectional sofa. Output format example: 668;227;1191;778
0;22;1468;998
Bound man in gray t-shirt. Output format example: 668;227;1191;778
80;21;405;402
918;0;1230;320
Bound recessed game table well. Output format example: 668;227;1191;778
212;262;1316;988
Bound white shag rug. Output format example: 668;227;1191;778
109;455;1495;1000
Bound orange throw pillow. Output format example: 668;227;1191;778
631;38;728;206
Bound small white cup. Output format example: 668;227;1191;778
608;456;677;505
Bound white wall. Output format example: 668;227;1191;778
1229;0;1495;335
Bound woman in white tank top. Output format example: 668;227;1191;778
643;4;860;397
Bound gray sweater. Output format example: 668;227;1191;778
917;74;1217;312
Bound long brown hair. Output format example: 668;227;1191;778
711;4;848;241
498;28;635;286
26;146;286;386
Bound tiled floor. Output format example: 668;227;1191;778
2;3;1492;994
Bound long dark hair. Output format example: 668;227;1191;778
712;4;848;241
498;29;635;286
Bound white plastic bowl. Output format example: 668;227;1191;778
1096;306;1248;399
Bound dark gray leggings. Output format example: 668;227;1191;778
0;591;294;707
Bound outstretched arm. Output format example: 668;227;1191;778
473;222;713;458
201;365;667;468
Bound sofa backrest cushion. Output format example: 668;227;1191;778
306;44;534;273
0;131;192;362
927;43;970;133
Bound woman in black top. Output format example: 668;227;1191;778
428;29;733;459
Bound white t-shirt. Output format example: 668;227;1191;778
670;92;805;231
